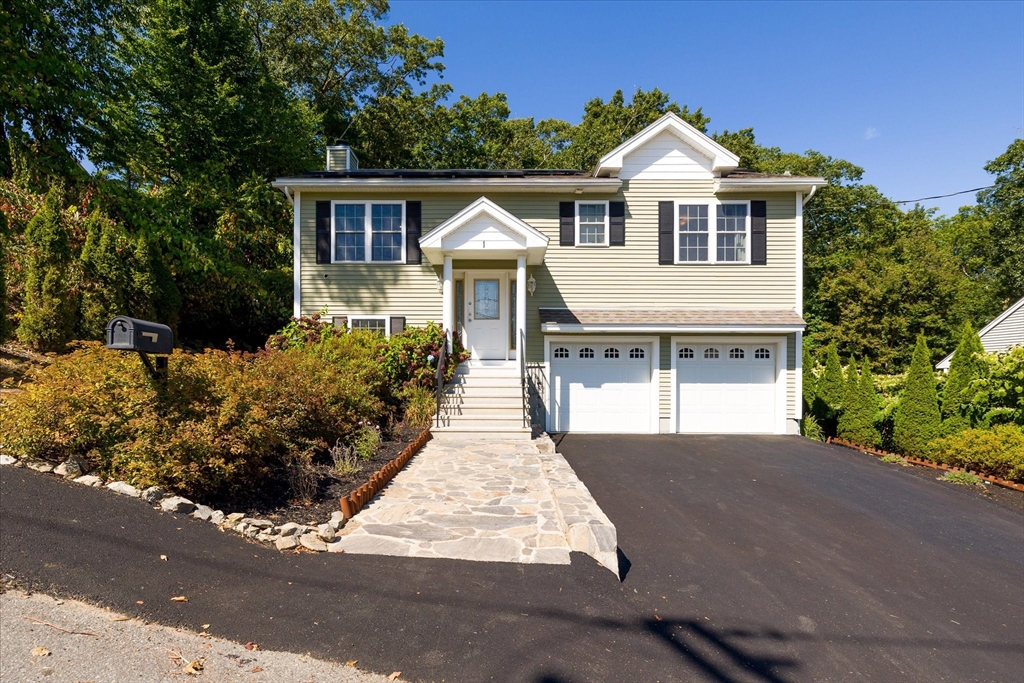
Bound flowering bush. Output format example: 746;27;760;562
265;312;346;351
378;322;468;394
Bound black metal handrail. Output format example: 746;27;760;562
435;330;448;428
520;328;529;429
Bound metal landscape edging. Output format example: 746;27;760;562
340;427;432;519
826;437;1024;493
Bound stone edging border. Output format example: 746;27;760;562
340;427;431;519
826;437;1024;493
0;428;430;554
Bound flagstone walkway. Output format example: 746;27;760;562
334;436;618;575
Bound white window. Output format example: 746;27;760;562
754;347;771;359
678;205;709;262
704;347;720;359
553;346;570;359
629;347;645;359
576;201;609;246
579;347;595;359
675;200;750;264
604;347;620;359
332;201;405;263
679;347;694;359
348;316;389;335
717;203;748;262
729;347;745;359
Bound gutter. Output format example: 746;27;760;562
270;177;623;194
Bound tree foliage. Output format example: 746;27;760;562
979;139;1024;302
894;335;942;455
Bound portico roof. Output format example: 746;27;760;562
418;196;549;266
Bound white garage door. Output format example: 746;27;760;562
550;342;653;433
677;343;777;433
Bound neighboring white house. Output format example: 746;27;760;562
937;296;1024;370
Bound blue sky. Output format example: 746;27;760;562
389;1;1024;216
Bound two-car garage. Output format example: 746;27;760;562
546;336;786;434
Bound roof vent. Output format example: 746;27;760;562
326;145;359;171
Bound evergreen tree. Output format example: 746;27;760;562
17;188;77;351
941;322;986;433
801;343;817;414
819;344;846;413
894;335;942;455
0;209;9;344
843;355;859;411
839;358;880;446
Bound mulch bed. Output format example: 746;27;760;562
237;422;425;525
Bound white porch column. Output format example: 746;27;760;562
516;255;526;369
442;254;453;351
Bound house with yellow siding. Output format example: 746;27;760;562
273;114;825;437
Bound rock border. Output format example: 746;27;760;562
0;447;405;555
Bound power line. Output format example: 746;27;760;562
894;185;994;204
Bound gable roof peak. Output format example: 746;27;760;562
594;112;740;177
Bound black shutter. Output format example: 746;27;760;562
389;316;406;336
658;201;674;265
315;201;331;264
559;201;575;246
751;200;767;265
405;201;422;264
609;201;625;246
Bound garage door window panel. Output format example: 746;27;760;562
704;347;720;359
629;347;645;359
679;347;694;359
554;346;569;359
579;347;595;359
604;347;620;359
729;347;745;359
754;347;771;360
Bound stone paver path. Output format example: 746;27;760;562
335;436;618;574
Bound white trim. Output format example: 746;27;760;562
464;269;515;361
544;335;660;434
442;256;453;350
575;200;610;247
795;331;803;421
292;190;301;318
795;192;803;314
936;296;1024;369
673;199;751;265
418;196;549;267
330;200;406;264
717;177;826;193
346;315;390;337
670;335;787;435
594;112;740;177
542;323;805;334
272;178;622;193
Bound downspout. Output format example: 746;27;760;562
801;184;818;206
279;185;294;206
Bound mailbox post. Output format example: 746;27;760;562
105;316;174;383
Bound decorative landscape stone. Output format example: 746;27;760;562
106;481;140;497
24;460;55;474
140;486;167;503
0;455;17;466
209;510;225;524
317;523;336;542
299;533;328;552
159;496;195;513
192;504;214;521
74;475;103;487
54;454;87;479
275;536;299;551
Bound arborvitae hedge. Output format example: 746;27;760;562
894;335;942;455
839;357;880;447
819;344;845;413
802;344;817;414
941;322;986;433
17;188;77;351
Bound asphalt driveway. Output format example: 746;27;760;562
2;435;1022;682
556;434;1024;683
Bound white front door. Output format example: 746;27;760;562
465;275;507;360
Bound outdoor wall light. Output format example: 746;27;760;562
527;274;537;296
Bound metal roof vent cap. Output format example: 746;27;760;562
326;144;359;171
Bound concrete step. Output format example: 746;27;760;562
431;425;532;440
446;376;523;388
435;416;530;429
453;366;520;378
442;398;525;410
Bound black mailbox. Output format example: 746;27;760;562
105;317;173;355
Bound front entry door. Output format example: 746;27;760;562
466;275;507;360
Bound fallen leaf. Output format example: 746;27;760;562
201;624;210;629
345;660;357;667
171;596;189;603
136;600;144;605
251;666;263;673
183;657;206;675
160;555;168;561
245;641;259;651
31;646;51;657
654;614;663;621
389;672;401;681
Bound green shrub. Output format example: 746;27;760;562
927;424;1024;482
0;340;385;503
941;470;984;487
941;322;986;434
802;344;817;414
880;454;908;466
266;312;346;351
819;344;845;413
352;423;382;460
800;414;825;442
839;358;881;447
967;347;1024;427
894;335;942;455
402;386;436;428
17;187;76;351
0;209;10;344
379;322;468;394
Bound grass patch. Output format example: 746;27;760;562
880;453;909;466
940;470;984;487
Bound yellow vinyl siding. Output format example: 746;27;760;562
297;182;800;423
